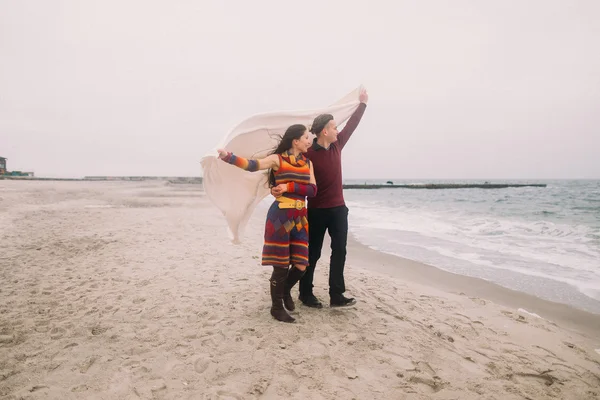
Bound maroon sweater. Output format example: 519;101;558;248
305;103;367;209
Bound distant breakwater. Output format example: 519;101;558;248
343;183;547;190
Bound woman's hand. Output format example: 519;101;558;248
272;183;288;197
217;149;229;159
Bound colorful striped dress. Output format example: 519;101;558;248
262;152;311;268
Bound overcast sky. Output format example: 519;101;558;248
1;0;599;179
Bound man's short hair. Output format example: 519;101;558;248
310;114;334;136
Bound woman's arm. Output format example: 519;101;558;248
278;161;318;198
217;150;279;172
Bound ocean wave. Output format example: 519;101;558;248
345;182;600;307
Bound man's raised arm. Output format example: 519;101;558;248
337;88;369;149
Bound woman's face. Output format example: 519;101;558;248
294;130;312;153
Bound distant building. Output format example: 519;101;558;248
0;157;34;177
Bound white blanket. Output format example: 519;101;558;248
200;86;363;243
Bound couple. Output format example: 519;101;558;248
217;88;368;322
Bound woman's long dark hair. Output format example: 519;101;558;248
268;124;307;187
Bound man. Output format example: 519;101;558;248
272;88;369;308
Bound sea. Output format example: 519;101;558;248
343;179;600;314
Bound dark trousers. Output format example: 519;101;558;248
299;205;348;297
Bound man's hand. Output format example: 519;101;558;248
271;183;287;197
359;88;369;104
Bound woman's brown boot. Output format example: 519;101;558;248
283;266;306;311
270;267;295;323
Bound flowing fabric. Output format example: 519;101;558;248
200;86;363;243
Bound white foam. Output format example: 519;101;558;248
517;308;543;319
577;286;600;302
346;195;600;303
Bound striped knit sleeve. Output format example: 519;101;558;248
220;152;259;172
286;182;317;198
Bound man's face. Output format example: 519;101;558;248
323;120;339;143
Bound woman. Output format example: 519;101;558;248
217;124;316;323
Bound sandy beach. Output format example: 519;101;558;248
1;180;599;400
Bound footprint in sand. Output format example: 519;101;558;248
194;357;212;374
433;330;455;343
85;307;100;316
404;361;448;393
29;385;49;393
34;320;50;333
533;345;566;362
71;384;89;392
501;310;528;324
249;378;271;395
414;361;436;376
78;356;97;373
50;327;66;340
510;372;557;387
563;341;587;355
91;326;108;336
328;309;355;320
408;375;448;393
216;391;244;400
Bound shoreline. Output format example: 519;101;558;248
346;234;600;339
254;194;600;337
